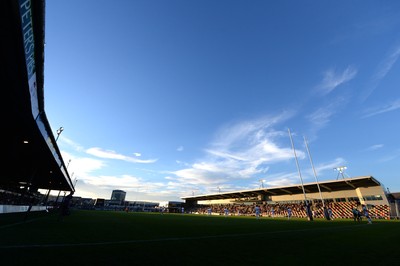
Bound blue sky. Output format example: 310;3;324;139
43;0;400;202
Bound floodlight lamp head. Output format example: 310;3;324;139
334;166;347;172
57;127;64;135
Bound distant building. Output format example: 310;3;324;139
94;198;105;208
110;190;126;205
165;201;185;213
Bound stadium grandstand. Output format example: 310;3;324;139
0;0;74;214
182;176;400;220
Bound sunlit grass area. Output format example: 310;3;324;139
1;210;399;265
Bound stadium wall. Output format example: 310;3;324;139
0;204;47;214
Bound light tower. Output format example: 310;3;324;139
334;166;348;179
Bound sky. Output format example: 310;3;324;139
43;0;400;202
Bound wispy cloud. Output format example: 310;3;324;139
264;157;347;187
86;147;157;163
364;144;384;151
176;146;184;152
362;98;400;118
316;66;357;95
310;157;347;177
307;107;335;128
361;45;400;101
306;97;348;137
378;149;400;163
375;46;400;80
264;172;300;187
205;149;248;161
331;15;400;45
171;112;300;189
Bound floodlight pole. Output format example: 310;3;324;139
304;136;325;208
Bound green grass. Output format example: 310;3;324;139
1;210;399;265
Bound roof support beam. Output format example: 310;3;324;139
344;180;356;189
298;186;311;193
265;189;277;195
279;188;292;195
319;184;332;192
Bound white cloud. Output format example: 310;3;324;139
173;164;228;185
86;147;157;163
59;141;174;201
75;176;183;202
362;98;400;118
60;151;105;177
176;146;184;152
175;160;190;167
316;66;357;95
133;152;141;157
83;174;142;189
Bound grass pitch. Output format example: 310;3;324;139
1;210;399;265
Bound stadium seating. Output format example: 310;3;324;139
191;201;391;220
